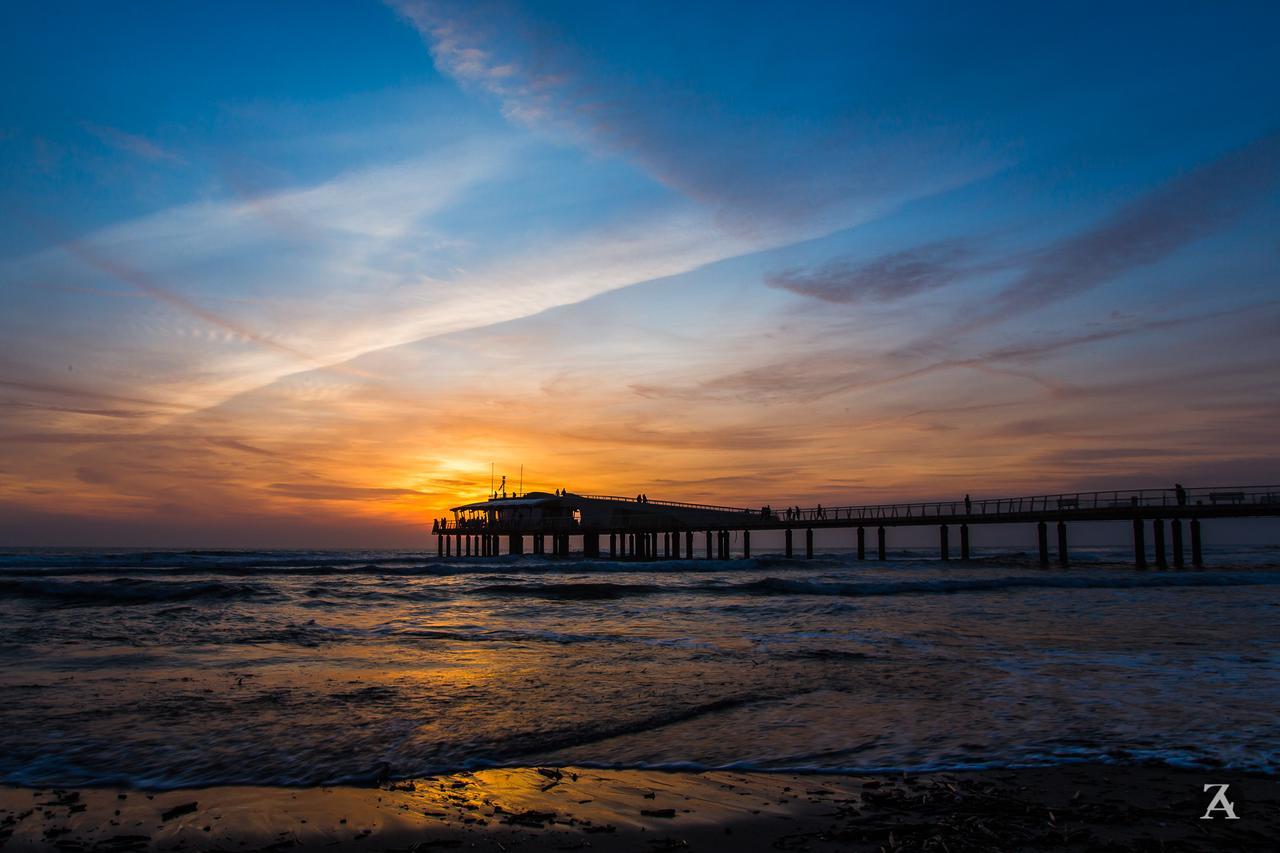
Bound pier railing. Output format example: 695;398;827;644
775;485;1280;523
575;493;756;514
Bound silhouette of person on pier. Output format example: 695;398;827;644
964;494;972;514
1175;483;1187;506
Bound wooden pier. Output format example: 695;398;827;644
431;486;1280;567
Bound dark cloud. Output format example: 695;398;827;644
0;399;155;419
558;422;805;451
0;377;189;411
205;437;276;457
75;466;115;485
986;131;1280;323
1034;447;1177;465
766;241;977;304
764;132;1280;323
0;432;272;447
267;483;427;501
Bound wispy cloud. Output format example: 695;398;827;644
4;139;827;421
629;301;1278;404
82;122;186;164
390;0;997;233
766;241;980;304
981;131;1280;325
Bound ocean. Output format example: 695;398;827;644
2;546;1278;789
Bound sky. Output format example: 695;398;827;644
1;1;1278;547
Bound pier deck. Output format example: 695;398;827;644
433;485;1280;567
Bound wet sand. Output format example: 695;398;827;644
2;764;1275;852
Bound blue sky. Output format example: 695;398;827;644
1;1;1277;545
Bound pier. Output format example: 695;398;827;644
432;485;1280;567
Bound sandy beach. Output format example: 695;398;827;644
3;764;1275;852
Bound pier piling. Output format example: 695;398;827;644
857;526;865;560
805;527;814;559
743;529;751;559
785;528;793;557
877;525;886;560
1036;522;1048;566
1133;518;1146;569
1191;519;1203;567
1153;519;1166;569
1171;519;1184;569
960;523;970;560
1057;521;1068;567
940;524;950;561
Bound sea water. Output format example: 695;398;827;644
1;546;1277;788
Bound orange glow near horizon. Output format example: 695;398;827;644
4;300;1271;548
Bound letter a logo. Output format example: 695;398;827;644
1201;784;1239;820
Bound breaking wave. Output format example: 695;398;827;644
731;571;1280;597
464;571;1280;601
0;577;272;606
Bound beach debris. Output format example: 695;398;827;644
640;808;676;818
536;767;563;791
503;809;556;828
94;834;150;852
159;802;198;822
38;791;81;808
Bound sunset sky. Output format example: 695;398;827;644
2;1;1278;546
